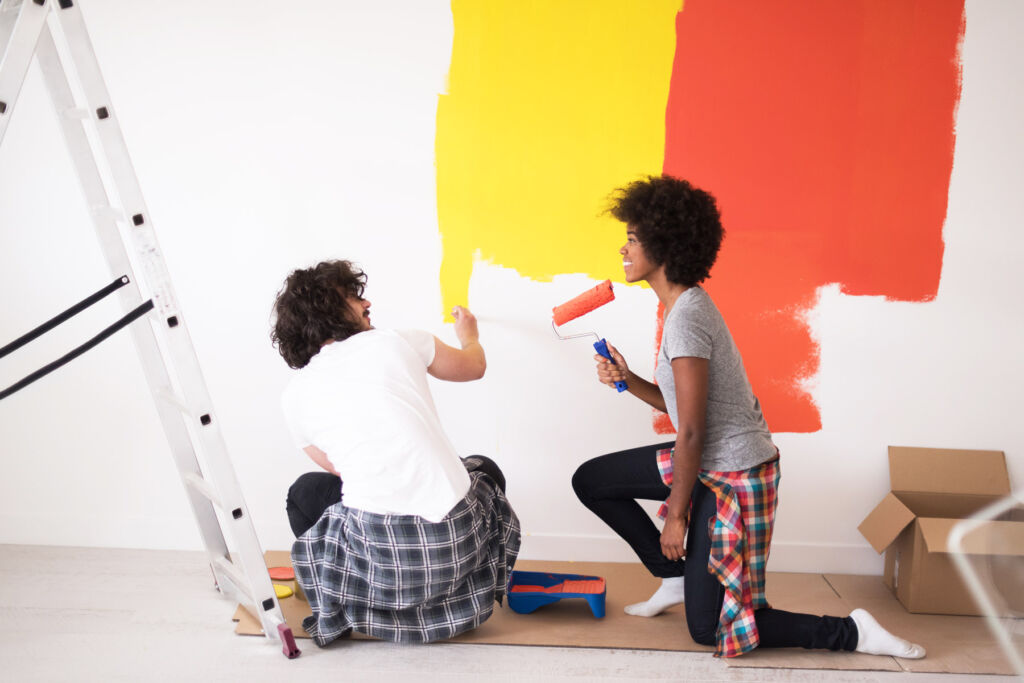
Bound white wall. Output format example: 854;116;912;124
1;0;1021;575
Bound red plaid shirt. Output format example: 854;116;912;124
655;448;780;657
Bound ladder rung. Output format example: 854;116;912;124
157;388;191;416
59;106;90;120
213;556;255;605
90;204;125;224
184;472;222;509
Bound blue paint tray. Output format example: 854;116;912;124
506;570;606;618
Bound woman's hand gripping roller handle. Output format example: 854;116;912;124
593;338;628;392
552;280;629;393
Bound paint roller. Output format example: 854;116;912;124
552;280;628;392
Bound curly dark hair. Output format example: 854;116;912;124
608;175;724;286
271;260;368;369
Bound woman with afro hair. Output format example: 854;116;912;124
572;175;924;660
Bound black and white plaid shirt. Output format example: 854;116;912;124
292;470;520;645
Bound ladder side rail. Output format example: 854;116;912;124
0;0;25;65
0;0;47;144
212;555;288;641
51;0;286;640
34;21;235;585
159;330;290;636
52;0;176;317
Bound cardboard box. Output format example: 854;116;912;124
858;446;1024;616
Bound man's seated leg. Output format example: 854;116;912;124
461;455;506;493
287;471;343;537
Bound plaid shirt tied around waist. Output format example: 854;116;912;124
291;470;520;645
655;447;781;658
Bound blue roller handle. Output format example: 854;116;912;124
593;338;628;393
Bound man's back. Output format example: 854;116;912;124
281;328;470;522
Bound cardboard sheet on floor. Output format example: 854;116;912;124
448;559;710;651
233;550;311;639
825;573;1020;675
235;554;891;668
233;553;1014;675
233;554;711;652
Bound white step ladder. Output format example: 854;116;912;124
0;0;299;658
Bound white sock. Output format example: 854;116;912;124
850;608;926;659
624;576;686;617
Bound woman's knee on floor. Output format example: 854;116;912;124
684;601;721;647
687;619;719;647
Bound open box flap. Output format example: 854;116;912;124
920;517;1024;556
889;446;1009;495
893;490;1006;519
859;492;916;553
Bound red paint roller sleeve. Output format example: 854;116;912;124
551;280;628;393
552;280;615;326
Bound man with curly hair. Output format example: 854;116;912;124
572;175;924;660
271;260;519;646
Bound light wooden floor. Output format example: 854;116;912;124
0;545;989;682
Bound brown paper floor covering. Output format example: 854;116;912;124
232;551;1018;675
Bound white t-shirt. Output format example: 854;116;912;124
281;328;471;522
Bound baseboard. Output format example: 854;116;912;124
1;521;884;576
764;541;883;575
0;515;202;551
518;533;883;576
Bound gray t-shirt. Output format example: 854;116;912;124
654;287;776;471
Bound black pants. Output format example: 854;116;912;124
286;455;507;538
572;443;857;651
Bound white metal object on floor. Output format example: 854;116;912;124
949;492;1024;676
0;0;298;658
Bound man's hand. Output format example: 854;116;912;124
660;513;688;561
451;306;479;347
303;445;340;476
429;306;486;382
594;341;630;388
